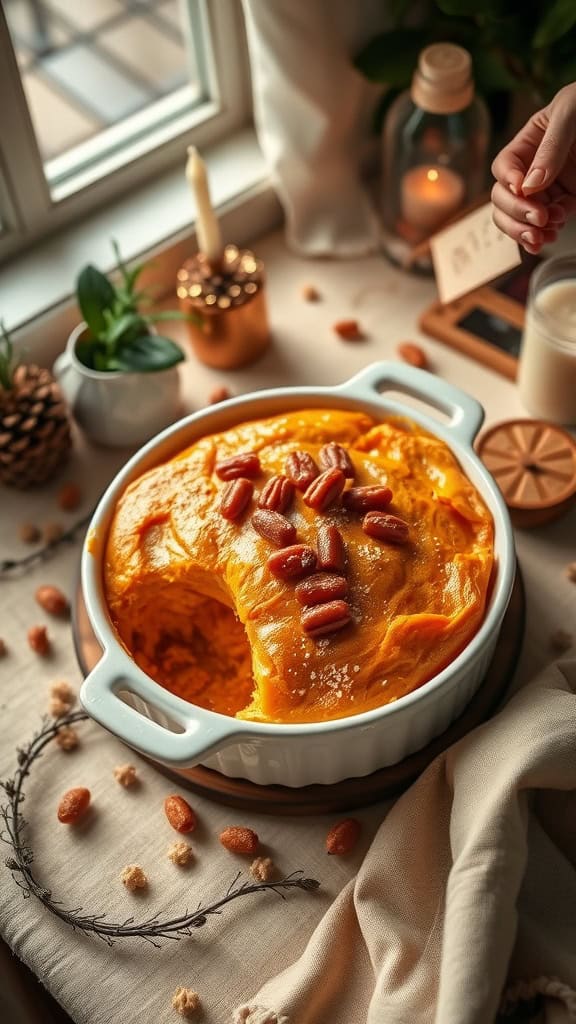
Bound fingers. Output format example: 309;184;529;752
522;85;576;195
490;181;549;227
491;116;546;194
492;201;558;253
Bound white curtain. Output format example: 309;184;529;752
241;0;391;256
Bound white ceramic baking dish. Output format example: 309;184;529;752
80;362;516;786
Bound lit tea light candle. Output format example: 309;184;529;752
185;146;222;266
401;165;465;234
519;276;576;424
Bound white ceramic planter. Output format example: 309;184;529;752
53;322;182;447
80;362;516;786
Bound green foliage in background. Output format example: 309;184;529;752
75;241;189;373
355;0;576;130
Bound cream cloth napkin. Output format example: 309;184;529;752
234;660;576;1024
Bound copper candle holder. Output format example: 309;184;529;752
177;244;270;370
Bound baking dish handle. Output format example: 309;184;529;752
80;651;244;768
340;361;485;447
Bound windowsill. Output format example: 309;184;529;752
0;127;282;362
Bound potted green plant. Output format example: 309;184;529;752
54;243;190;448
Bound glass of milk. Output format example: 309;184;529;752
518;255;576;424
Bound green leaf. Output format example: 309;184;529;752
354;29;427;86
435;0;504;15
76;265;116;339
534;0;576;47
115;335;185;372
103;312;149;346
471;47;518;92
145;310;196;322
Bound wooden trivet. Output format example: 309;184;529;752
73;573;525;815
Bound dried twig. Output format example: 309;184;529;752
0;512;93;577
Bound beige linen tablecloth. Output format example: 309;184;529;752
1;231;576;1023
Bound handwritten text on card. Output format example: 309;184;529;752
430;202;521;305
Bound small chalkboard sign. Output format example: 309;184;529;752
419;256;541;380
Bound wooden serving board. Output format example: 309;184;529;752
73;572;525;815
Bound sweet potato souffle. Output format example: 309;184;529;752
104;409;494;724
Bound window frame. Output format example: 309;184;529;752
0;0;252;262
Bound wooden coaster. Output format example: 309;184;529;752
73;572;525;815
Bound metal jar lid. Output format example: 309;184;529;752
411;43;474;114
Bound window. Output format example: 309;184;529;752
0;0;251;261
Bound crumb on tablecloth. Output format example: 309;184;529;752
172;986;201;1018
113;763;138;787
250;857;275;882
167;841;194;866
120;864;148;891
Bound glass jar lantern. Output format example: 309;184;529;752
381;43;489;271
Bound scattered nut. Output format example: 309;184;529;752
251;509;297;547
267;544;317;581
325;818;361;855
167;841;194;867
28;625;50;656
219;826;259;855
250;856;275;882
0;638;6;657
120;864;148;891
55;726;79;752
208;385;232;405
549;629;573;654
332;319;364;341
57;787;91;824
316;524;346;574
164;794;197;833
19;523;40;544
49;697;71;718
362;512;410;544
50;680;76;706
285;450;319;491
566;562;576;583
220;478;254;522
58;482;82;512
302;600;352;639
114;763;138;787
35;584;69;618
215;452;261;481
301;284;321;302
397;341;428;369
172;987;201;1018
43;522;64;546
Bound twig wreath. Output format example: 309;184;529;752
0;711;320;946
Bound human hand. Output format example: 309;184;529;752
491;83;576;254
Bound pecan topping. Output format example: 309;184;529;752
295;572;348;606
268;544;317;581
220;478;254;521
343;485;393;513
303;468;346;512
302;600;352;638
362;512;409;544
251;509;297;547
215;452;261;480
257;475;295;514
285;450;319;491
318;442;355;478
316;524;346;574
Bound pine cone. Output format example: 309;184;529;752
0;364;72;488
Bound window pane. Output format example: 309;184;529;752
5;0;208;194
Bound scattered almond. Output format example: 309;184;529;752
35;584;69;618
50;680;76;706
19;522;40;544
114;763;138;787
57;786;91;824
28;625;50;656
549;628;573;654
120;864;148;891
208;385;232;405
43;522;64;546
164;794;197;834
167;841;194;867
219;826;259;855
55;726;79;752
397;341;428;369
172;987;201;1018
332;319;364;341
326;817;361;855
566;562;576;583
301;284;321;302
58;482;82;512
250;856;275;882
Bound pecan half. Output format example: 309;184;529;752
318;442;355;478
397;341;428;369
295;572;348;606
316;524;346;573
285;450;319;491
251;509;297;547
220;478;254;521
268;544;317;581
362;512;409;544
343;485;393;513
302;600;352;638
303;468;346;512
215;452;261;480
257;475;295;514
